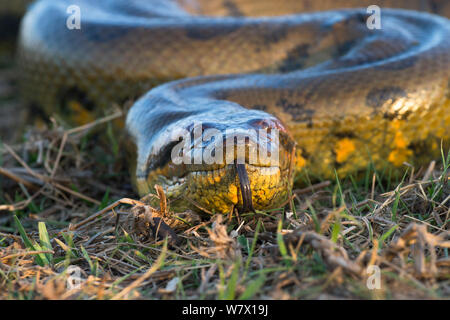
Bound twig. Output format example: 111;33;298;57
3;143;100;205
60;198;145;234
1;250;54;261
0;167;38;190
51;111;123;178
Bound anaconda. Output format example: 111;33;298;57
15;0;450;214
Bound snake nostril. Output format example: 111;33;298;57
235;163;254;213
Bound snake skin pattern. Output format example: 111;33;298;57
16;0;450;214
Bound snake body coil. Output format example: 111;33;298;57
16;0;450;213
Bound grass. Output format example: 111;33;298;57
0;59;449;300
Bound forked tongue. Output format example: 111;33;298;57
235;163;254;213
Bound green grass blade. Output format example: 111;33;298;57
38;222;53;264
378;225;398;246
244;219;261;277
391;190;401;222
80;245;96;275
225;261;240;300
307;202;320;233
239;275;266;300
331;219;341;243
99;188;111;210
277;220;291;266
237;235;249;255
31;243;50;266
13;215;46;267
334;169;344;207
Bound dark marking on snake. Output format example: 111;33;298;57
297;147;310;160
252;104;268;111
223;0;244;17
261;23;289;45
323;11;369;31
276;98;315;124
278;44;310;72
334;39;359;58
185;23;241;40
85;25;131;43
28;102;51;123
144;139;181;174
366;86;408;109
59;87;96;113
408;139;437;160
428;0;448;15
334;131;357;139
379;56;418;70
383;109;412;120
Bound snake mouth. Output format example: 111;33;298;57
139;143;294;214
235;163;254;213
158;163;291;214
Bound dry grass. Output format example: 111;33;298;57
0;61;449;300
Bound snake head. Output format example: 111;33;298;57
129;100;296;214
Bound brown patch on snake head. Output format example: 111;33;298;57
366;86;408;110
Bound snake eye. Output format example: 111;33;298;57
247;118;271;129
200;122;224;131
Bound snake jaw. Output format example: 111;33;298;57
142;138;294;214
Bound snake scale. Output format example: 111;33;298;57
11;0;450;214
